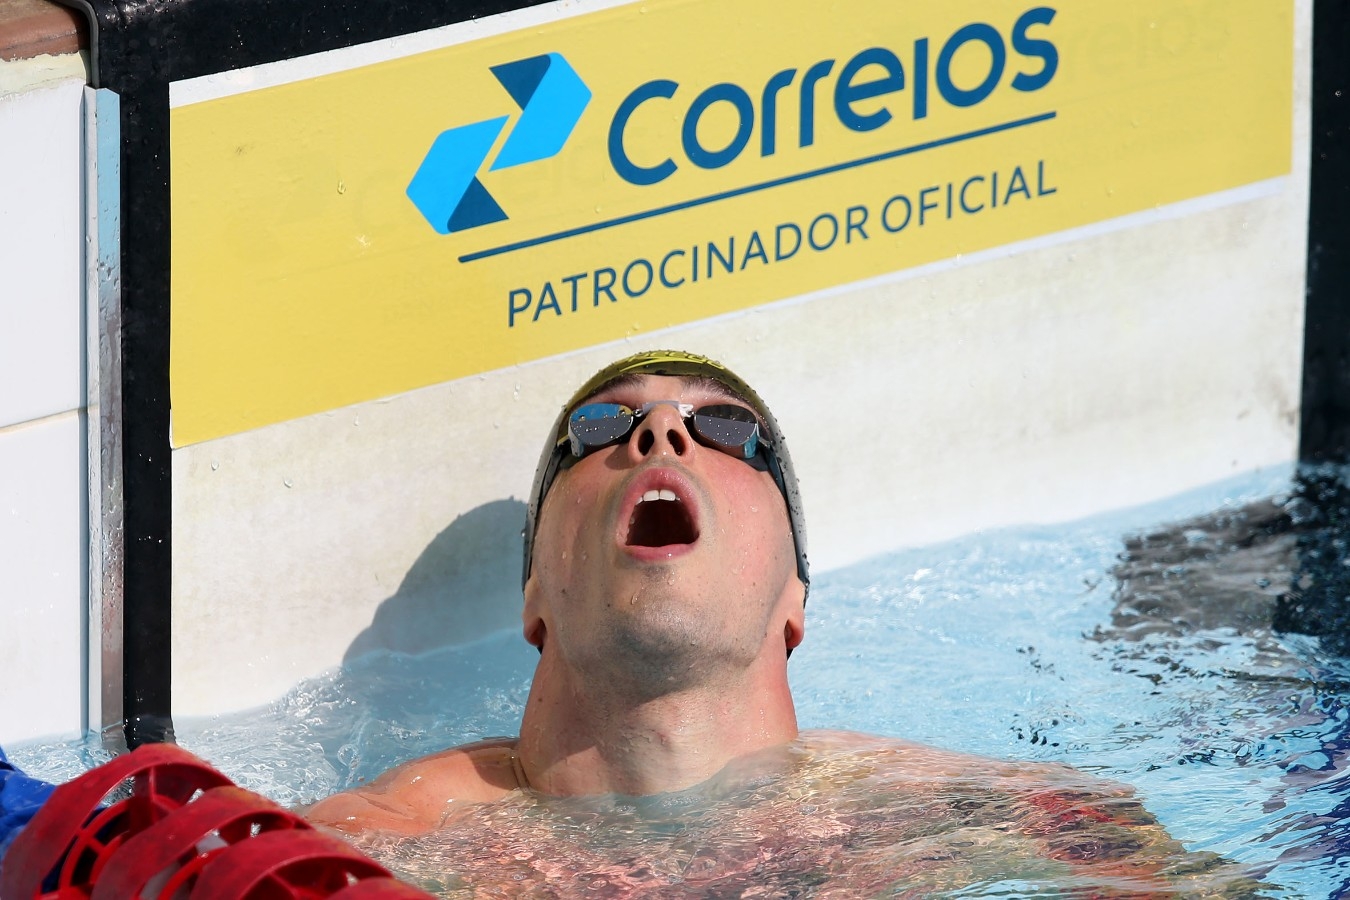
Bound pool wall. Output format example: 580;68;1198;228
0;3;91;742
0;0;1333;744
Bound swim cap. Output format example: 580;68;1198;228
523;350;809;598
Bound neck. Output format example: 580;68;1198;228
515;649;799;796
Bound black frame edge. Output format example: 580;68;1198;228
1302;0;1350;462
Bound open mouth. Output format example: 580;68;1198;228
626;489;700;548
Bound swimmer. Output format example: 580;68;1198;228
307;351;1261;896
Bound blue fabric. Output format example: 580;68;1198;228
0;745;56;860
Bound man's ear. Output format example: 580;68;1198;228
781;577;806;650
522;576;546;648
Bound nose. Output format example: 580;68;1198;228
627;402;694;462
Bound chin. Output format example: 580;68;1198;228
583;606;759;695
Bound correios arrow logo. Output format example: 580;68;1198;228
407;52;591;235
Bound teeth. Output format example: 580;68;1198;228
639;489;679;503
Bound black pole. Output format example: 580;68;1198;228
1302;0;1350;462
118;82;176;748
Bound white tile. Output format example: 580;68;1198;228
0;77;85;429
0;413;84;741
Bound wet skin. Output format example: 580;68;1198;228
312;732;1264;898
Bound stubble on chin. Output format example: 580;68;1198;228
569;574;760;701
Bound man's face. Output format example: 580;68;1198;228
524;374;804;686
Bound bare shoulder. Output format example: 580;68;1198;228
304;737;523;836
802;730;1136;795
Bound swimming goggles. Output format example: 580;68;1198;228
563;400;767;462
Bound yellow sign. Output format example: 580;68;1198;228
170;0;1293;446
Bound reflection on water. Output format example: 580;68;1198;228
348;732;1258;899
1096;464;1350;892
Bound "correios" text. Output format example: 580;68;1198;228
607;7;1057;186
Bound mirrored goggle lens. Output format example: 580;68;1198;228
692;404;761;459
568;403;635;456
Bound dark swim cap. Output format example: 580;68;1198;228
523;350;809;597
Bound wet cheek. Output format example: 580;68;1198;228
536;499;580;581
540;486;608;586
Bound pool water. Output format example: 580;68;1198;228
10;465;1349;896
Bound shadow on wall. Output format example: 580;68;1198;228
343;498;527;663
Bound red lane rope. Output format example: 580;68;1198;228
0;745;435;900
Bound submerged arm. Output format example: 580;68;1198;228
303;739;523;836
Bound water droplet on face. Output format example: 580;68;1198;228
749;506;758;513
561;551;567;560
666;572;676;585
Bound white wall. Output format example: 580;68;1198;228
0;52;89;742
